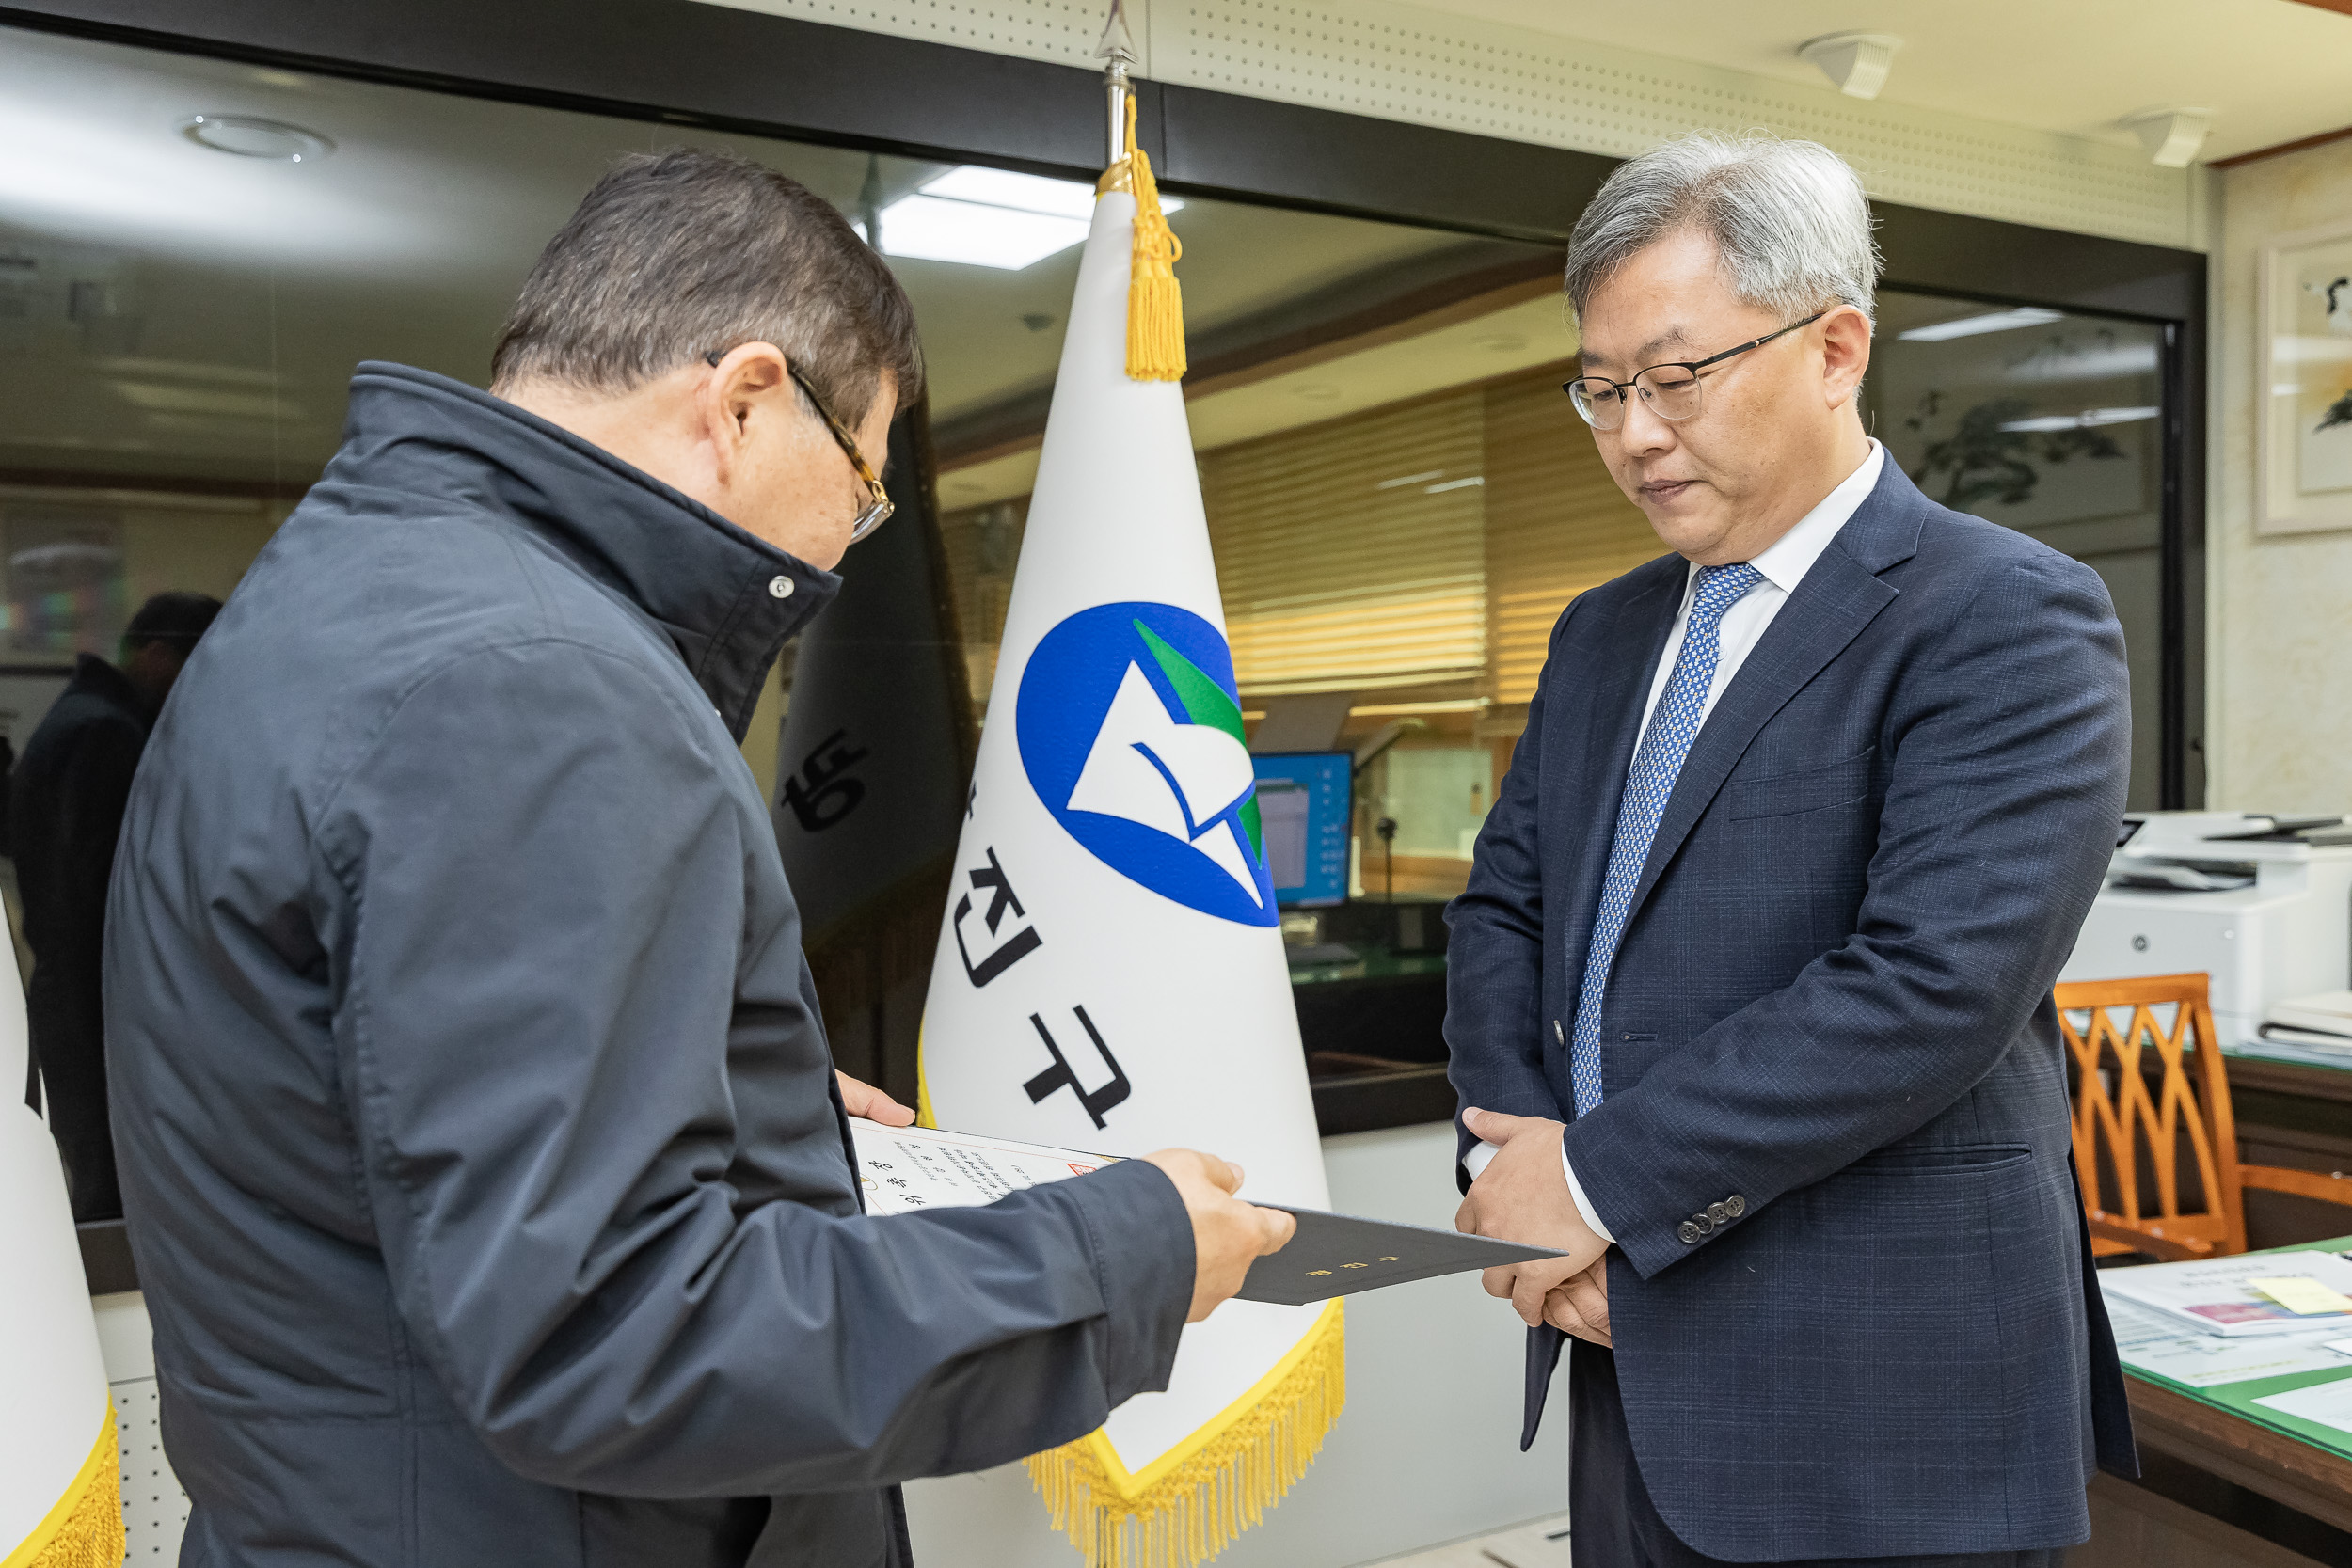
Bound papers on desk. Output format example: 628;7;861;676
2230;1036;2352;1069
2255;1378;2352;1436
2101;1250;2352;1338
2102;1294;2352;1388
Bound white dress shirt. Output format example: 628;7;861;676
1463;441;1886;1243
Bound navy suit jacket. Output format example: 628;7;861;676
1446;459;2137;1561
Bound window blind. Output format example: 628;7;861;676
1201;393;1486;695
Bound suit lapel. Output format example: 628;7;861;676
1618;466;1924;926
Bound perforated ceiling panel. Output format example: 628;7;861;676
705;0;1139;69
1160;1;2191;248
695;0;2197;250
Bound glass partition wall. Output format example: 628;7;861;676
4;19;2187;1122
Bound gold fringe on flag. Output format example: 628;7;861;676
3;1399;124;1568
1100;93;1185;384
1026;1299;1344;1568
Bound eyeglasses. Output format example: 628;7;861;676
704;350;894;543
1563;311;1827;431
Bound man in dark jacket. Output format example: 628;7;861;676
16;590;218;1219
103;150;1290;1568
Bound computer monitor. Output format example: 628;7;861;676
1251;752;1351;908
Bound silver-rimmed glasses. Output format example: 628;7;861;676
1564;311;1827;431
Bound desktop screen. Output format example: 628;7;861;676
1251;752;1352;907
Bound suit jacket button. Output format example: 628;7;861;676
1724;1195;1746;1218
1707;1202;1728;1226
1692;1212;1715;1236
1677;1220;1702;1244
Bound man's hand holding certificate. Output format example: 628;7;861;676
849;1117;1295;1322
1455;1107;1613;1344
851;1117;1567;1314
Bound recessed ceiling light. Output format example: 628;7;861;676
919;165;1182;218
181;114;334;164
1897;307;2063;342
873;165;1182;270
1998;406;2160;433
877;195;1088;270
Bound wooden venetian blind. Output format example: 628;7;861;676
1201;392;1486;695
1481;371;1662;705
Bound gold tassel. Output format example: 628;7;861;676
1115;94;1186;383
1025;1300;1344;1568
4;1400;126;1568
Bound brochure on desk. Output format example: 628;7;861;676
2101;1245;2352;1465
2100;1250;2352;1337
846;1118;1563;1303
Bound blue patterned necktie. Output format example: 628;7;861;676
1568;562;1765;1116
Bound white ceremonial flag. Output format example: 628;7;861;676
916;107;1341;1568
1;942;124;1567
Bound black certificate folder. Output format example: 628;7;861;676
1236;1208;1565;1305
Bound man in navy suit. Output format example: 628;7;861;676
1447;132;2137;1566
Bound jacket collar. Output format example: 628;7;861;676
332;362;840;740
70;652;150;723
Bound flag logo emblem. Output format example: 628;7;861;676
1015;601;1276;925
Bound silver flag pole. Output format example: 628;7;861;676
1098;0;1136;165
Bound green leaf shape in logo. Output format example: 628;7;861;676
1133;619;1263;860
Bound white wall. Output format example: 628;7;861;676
2206;137;2352;813
904;1121;1571;1568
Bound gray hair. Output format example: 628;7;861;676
492;149;923;424
1564;133;1881;325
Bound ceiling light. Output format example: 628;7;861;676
1376;470;1444;489
1997;406;2160;433
874;166;1181;271
876;194;1088;270
1425;476;1485;493
921;166;1090;220
919;165;1181;218
181;114;334;163
1898;307;2064;342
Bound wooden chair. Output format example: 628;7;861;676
2058;972;2352;1261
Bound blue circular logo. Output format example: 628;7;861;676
1016;602;1276;926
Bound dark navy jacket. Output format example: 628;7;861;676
1447;459;2136;1560
16;652;151;1219
103;364;1194;1568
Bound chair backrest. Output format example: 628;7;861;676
2054;972;2245;1260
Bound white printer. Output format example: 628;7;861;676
2058;811;2352;1045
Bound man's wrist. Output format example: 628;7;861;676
1560;1146;1615;1245
1462;1134;1613;1245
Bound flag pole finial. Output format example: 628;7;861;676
1097;0;1137;166
1095;0;1184;382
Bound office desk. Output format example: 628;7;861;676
2104;1235;2352;1564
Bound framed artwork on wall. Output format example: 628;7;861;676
2258;217;2352;535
